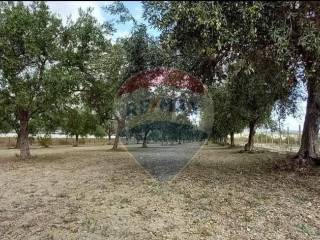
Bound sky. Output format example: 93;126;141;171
44;1;160;39
38;1;307;131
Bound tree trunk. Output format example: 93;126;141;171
244;120;256;151
19;111;31;160
112;118;124;150
125;134;129;145
15;131;21;149
107;128;111;145
294;76;320;166
230;132;235;147
142;129;150;148
178;131;181;144
161;129;164;146
223;136;228;145
74;134;79;147
113;130;120;150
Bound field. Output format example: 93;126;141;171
0;144;319;240
0;137;107;149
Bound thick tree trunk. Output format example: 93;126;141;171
230;132;235;147
19;111;31;160
244;120;256;151
294;77;320;166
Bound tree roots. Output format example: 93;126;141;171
273;153;319;174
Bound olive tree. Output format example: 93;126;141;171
0;2;66;159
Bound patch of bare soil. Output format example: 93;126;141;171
0;144;319;239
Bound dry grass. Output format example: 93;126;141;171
0;144;319;239
0;137;108;150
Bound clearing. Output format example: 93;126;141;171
0;144;319;239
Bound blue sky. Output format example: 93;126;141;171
44;1;306;131
45;1;160;39
104;1;161;39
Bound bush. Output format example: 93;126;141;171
94;125;105;139
37;135;52;148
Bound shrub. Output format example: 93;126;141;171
37;135;52;148
94;125;105;139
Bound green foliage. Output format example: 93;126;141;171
83;42;126;127
143;1;303;145
205;83;246;140
0;2;116;154
93;125;106;139
143;1;229;81
122;24;150;79
0;1;67;114
228;56;287;125
1;1;319;158
104;2;135;24
61;107;98;138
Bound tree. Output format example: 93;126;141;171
213;2;319;163
266;2;320;166
111;24;160;150
0;2;114;158
143;1;231;83
60;7;115;148
203;83;246;147
226;56;288;151
82;42;126;145
61;107;98;147
0;2;67;159
143;2;256;147
112;94;130;150
0;104;12;135
143;2;298;153
125;81;205;147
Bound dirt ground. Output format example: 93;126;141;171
0;144;319;240
126;143;202;181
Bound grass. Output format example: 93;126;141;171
0;137;108;149
0;144;319;239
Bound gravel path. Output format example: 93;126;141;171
125;143;203;181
